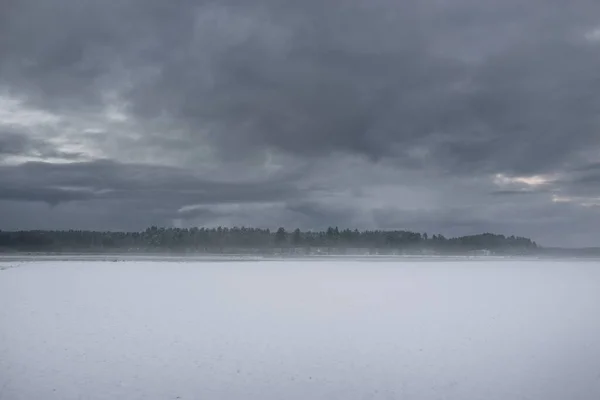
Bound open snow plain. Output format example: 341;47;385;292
1;258;599;400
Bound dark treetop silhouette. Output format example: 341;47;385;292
0;227;537;255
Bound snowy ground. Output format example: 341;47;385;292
1;259;599;400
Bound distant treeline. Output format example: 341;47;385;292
0;226;538;255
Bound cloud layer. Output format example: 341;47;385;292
1;0;600;246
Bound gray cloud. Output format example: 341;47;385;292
490;190;549;196
0;160;301;206
0;128;83;160
1;0;600;246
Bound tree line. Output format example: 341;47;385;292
0;226;538;255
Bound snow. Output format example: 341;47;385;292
1;259;600;400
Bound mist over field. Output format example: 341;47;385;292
1;259;599;400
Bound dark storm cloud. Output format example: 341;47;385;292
0;160;301;206
0;128;82;160
2;0;600;245
0;186;95;206
553;175;600;199
2;0;599;171
572;162;600;172
0;130;36;157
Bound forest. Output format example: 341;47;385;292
0;226;538;255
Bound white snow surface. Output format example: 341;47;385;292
1;259;600;400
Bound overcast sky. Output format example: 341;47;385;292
1;0;600;246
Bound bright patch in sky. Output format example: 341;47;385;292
552;195;600;207
0;95;61;127
494;173;553;187
585;26;600;42
552;195;573;203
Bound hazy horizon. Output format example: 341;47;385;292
2;225;598;249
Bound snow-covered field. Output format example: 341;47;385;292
1;259;599;400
